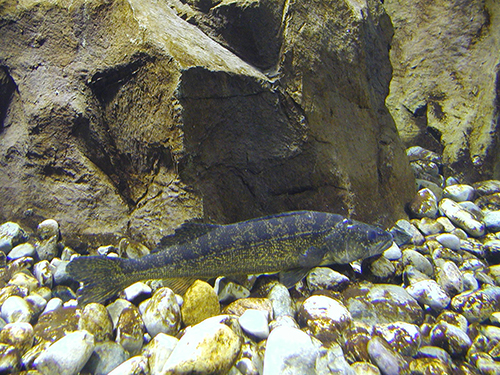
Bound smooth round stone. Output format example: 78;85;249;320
33;261;53;288
380;244;400;263
161;320;242;375
0;322;34;355
473;180;500;196
35;236;59;261
298;295;352;344
7;243;35;260
50;259;72;286
443;184;475;202
0;222;28;254
143;333;178;375
458;201;484;221
416;179;443;201
8;272;39;294
373;322;421;357
417;345;453;367
123;282;152;302
0;343;18;374
107;355;148;375
214;277;250;304
316;342;354;375
239;309;269;341
1;296;32;323
408;357;451;374
439;198;485;237
436;261;464;297
262;326;319;375
406;279;450;311
435;233;461;251
78;303;113;342
413;217;443;236
436;217;456;232
142;287;181;338
34;330;95;375
116;305;145;355
451;290;495;323
409;188;438;219
84;341;129;375
367;336;408;375
484;211;500;232
402;249;433;276
37;220;59;240
430;321;471;358
406;146;442;163
306;267;350;291
181;280;220;327
351;361;380;375
362;255;396;282
42;298;62;315
476;357;500;375
344;283;423;325
267;283;294;319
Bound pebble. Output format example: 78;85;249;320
78;302;113;342
262;325;319;375
123;282;152;302
473;180;500;196
238;309;269;341
443;184;475;202
1;295;32;323
406;279;450;311
367;336;408;375
439;198;485;237
161;318;242;374
37;219;60;240
214;277;251;303
106;298;133;329
107;355;149;375
115;305;145;355
33;260;53;288
402;249;434;276
143;333;178;375
306;266;350;291
267;283;294;318
450;290;495;323
409;188;438;218
373;322;421;357
35;236;59;261
413;217;443;235
0;343;19;373
8;272;39;293
362;255;396;282
181;280;220;326
435;233;461;251
0;222;28;254
435;261;464;296
141;287;181;337
7;243;35;260
383;242;402;260
429;321;471;358
0;322;34;355
352;361;380;375
83;341;129;375
222;297;273;318
316;342;355;375
436;216;456;232
484;211;500;232
34;330;95;375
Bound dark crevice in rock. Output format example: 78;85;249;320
0;67;16;132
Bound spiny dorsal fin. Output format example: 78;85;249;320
156;221;221;250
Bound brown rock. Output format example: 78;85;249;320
181;280;220;326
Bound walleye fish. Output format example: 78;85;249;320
67;211;393;305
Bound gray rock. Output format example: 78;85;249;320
351;362;381;375
443;184;475;202
7;243;35;260
123;282;152;302
35;236;59;261
306;267;350;291
34;330;95;375
0;222;28;254
383;242;402;260
484;211;500;232
409;188;438;219
142;287;181;338
25;293;47;317
362;255;396;282
238;309;269;341
451;290;495;323
417;346;453;367
316;343;356;375
435;261;464;297
429;321;471;358
435;233;461;251
406;279;450;311
107;355;149;375
0;343;18;374
161;319;241;374
84;341;130;375
373;322;421;357
263;326;319;375
439;198;485;237
267;283;294;319
37;219;60;240
367;336;408;375
42;298;63;315
1;296;32;323
457;201;484;221
462;271;479;291
214;277;250;304
402;249;433;276
435;217;456;232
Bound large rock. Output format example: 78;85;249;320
384;0;500;181
0;0;413;248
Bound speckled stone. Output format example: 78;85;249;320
115;305;145;355
361;255;396;282
439;198;485;237
1;296;32;323
222;298;273;318
430;321;471;358
214;277;250;304
351;361;380;375
35;236;59;262
306;267;350;291
123;282;152;303
435;261;464;297
34;306;80;343
450;290;495;323
161;319;242;375
78;303;113;342
0;322;34;355
181;280;220;327
33;261;53;288
408;357;451;374
409;188;439;219
8;272;39;294
142;287;181;337
316;342;355;375
143;333;178;375
367;336;408;375
107;355;149;375
406;279;450;311
106;298;133;329
298;295;352;344
435;233;461;251
443;184;475;202
373;322;421;357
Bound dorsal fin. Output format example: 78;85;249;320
156;221;221;250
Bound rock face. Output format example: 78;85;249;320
384;0;500;181
0;0;414;248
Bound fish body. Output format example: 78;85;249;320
67;211;393;305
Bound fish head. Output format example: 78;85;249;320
321;218;393;264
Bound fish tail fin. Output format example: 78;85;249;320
67;256;131;306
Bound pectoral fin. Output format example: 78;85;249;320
279;268;310;288
299;246;326;268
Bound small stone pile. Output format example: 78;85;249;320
0;145;499;374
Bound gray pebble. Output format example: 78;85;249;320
367;336;407;375
306;266;350;291
409;188;438;219
116;305;145;355
42;298;63;315
33;260;53;288
484;211;500;232
1;296;32;323
462;271;479;291
267;283;294;318
107;298;134;329
107;355;149;375
26;293;48;316
406;279;450;311
37;219;60;240
374;322;421;357
214;277;251;303
263;325;319;375
7;243;35;260
239;309;269;341
443;184;475;202
316;343;356;375
0;222;28;254
143;333;178;375
34;330;95;375
402;249;434;277
141;287;181;338
36;236;59;261
435;233;461;251
84;341;130;375
436;261;464;296
439;198;485;237
78;303;113;342
430;321;471;357
123;282;152;302
383;242;402;260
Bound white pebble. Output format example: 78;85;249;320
1;296;32;323
34;330;95;375
42;298;63;315
107;355;149;375
7;243;35;260
383;242;402;260
239;309;270;341
435;233;461;251
123;282;152;302
484;211;500;232
439;198;485;237
406;279;450;311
